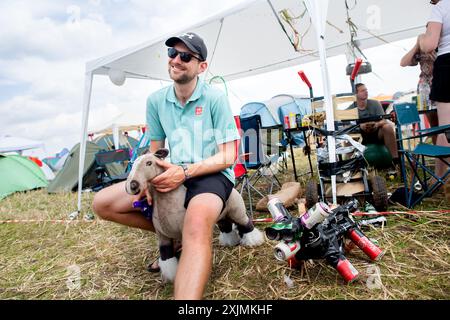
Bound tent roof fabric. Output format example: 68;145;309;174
86;0;429;82
0;154;48;200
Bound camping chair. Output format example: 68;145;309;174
233;116;265;218
261;124;288;173
240;114;282;196
93;148;131;191
394;102;450;207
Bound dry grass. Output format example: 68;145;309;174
0;149;449;300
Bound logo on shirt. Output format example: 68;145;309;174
195;106;203;116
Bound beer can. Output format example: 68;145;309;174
335;258;359;283
300;202;332;229
274;241;301;261
284;115;290;129
267;198;291;222
348;229;385;261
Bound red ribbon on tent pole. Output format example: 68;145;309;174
298;71;312;89
351;58;363;81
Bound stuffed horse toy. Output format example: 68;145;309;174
125;148;264;282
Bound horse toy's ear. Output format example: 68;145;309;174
154;148;169;159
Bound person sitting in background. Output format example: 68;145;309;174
400;20;438;144
351;83;399;172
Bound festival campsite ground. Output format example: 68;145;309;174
0;150;449;300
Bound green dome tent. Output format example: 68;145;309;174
47;141;125;193
0;154;48;200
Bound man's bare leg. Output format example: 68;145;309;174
174;193;222;300
92;181;155;231
378;121;399;159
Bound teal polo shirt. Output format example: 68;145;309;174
146;79;240;184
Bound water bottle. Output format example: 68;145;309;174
418;81;430;111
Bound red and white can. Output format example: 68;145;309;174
274;241;301;261
335;258;359;283
347;229;385;261
284;115;290;129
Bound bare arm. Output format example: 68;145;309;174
419;22;442;53
150;140;165;153
184;140;237;178
400;40;419;67
152;140;238;193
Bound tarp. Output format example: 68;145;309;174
93;134;139;151
47;141;125;193
77;0;431;211
0;154;48;200
0;136;44;153
40;162;56;181
43;148;70;172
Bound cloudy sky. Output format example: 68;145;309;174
0;0;423;158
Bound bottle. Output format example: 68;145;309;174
284;115;290;129
289;112;297;128
295;114;302;128
418;81;430;111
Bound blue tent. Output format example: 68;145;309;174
240;94;312;146
240;102;279;128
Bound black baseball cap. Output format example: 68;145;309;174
165;32;207;61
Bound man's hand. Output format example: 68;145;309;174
361;121;377;133
151;159;186;193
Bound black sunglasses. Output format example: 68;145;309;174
168;47;202;63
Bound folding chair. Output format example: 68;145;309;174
261;124;288;174
240;114;282;196
93;148;131;191
233;116;265;218
394;102;450;207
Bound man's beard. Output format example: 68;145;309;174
169;67;196;84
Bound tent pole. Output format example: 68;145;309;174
305;0;337;204
75;71;94;218
204;18;224;81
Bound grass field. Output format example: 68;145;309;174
0;150;449;300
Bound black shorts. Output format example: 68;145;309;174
362;129;382;145
183;172;234;210
430;53;450;103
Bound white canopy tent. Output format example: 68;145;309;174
0;135;45;154
88;112;145;149
76;0;430;214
